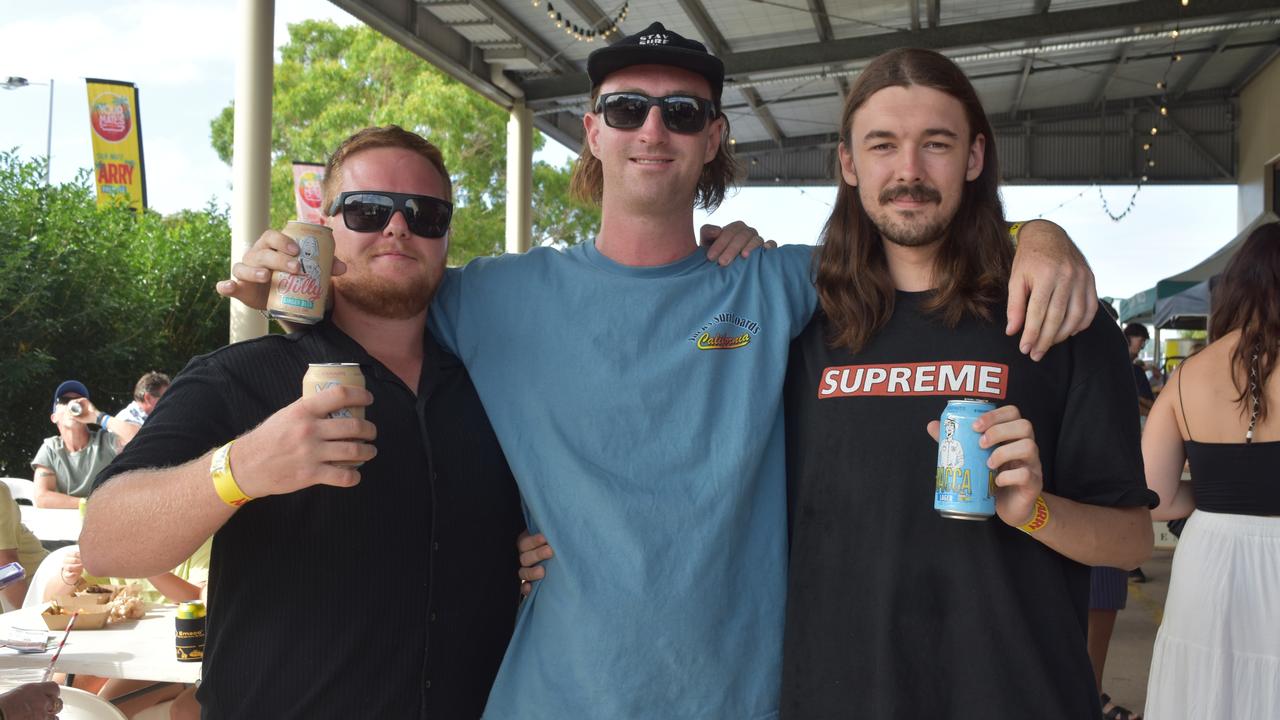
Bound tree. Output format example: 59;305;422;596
0;152;229;475
210;21;600;264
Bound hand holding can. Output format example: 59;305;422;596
967;404;1044;528
303;364;369;466
266;221;335;324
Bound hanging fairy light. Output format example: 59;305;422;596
1100;1;1187;221
537;1;627;43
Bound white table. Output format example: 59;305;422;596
19;506;83;542
0;604;200;684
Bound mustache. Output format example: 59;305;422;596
879;183;941;205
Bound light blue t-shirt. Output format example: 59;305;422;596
430;241;817;720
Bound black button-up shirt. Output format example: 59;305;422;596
96;320;523;719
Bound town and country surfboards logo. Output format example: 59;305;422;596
89;92;133;143
688;312;761;351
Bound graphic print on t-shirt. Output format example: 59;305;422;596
686;311;762;351
816;360;1008;399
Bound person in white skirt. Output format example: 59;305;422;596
1142;221;1280;719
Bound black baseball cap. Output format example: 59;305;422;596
587;22;725;103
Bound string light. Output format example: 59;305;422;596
1098;1;1186;222
536;1;627;43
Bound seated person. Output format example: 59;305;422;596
0;483;47;610
42;538;210;604
31;381;121;508
40;539;210;719
108;372;171;446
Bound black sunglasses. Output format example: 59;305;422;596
594;92;717;134
327;191;453;238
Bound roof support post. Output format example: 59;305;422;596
506;100;533;253
230;0;273;342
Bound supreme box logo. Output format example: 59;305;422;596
817;361;1008;399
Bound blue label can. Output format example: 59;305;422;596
934;399;997;520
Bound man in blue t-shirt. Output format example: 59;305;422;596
222;23;1099;720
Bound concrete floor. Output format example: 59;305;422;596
1098;546;1174;716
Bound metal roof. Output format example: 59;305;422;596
331;0;1280;185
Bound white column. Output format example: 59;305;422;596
229;0;274;342
505;100;533;254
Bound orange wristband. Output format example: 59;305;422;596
1019;495;1050;534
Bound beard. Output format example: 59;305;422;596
864;182;949;247
332;261;437;320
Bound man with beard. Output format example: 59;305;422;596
78;127;525;719
216;24;1099;720
781;48;1156;718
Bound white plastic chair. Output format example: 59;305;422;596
53;685;129;720
21;544;79;609
0;477;35;504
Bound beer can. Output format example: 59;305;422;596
266;221;335;324
303;363;367;467
175;601;206;662
68;401;84;417
934;399;997;520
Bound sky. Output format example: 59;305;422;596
0;1;1242;301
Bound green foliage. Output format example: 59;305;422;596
0;152;229;475
210;20;600;264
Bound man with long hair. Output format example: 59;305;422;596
782;48;1157;718
221;26;1099;719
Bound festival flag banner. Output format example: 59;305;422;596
292;161;326;223
85;79;147;211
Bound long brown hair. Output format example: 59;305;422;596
1208;221;1280;422
569;85;741;212
816;48;1012;354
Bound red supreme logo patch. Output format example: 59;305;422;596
817;361;1008;399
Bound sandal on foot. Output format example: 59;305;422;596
1101;692;1142;720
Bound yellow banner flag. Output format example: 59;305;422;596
85;78;147;210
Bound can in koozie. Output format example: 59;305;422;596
303;363;367;467
175;601;206;662
934;399;998;520
266;220;335;324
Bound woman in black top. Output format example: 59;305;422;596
1143;221;1280;719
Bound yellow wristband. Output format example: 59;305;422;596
1008;221;1025;246
1019;494;1050;534
211;441;253;507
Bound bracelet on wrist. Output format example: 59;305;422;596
1018;495;1050;534
211;441;253;507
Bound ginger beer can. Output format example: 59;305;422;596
303;363;366;466
934;399;997;520
266;221;334;324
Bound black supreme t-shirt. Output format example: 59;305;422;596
781;293;1157;720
